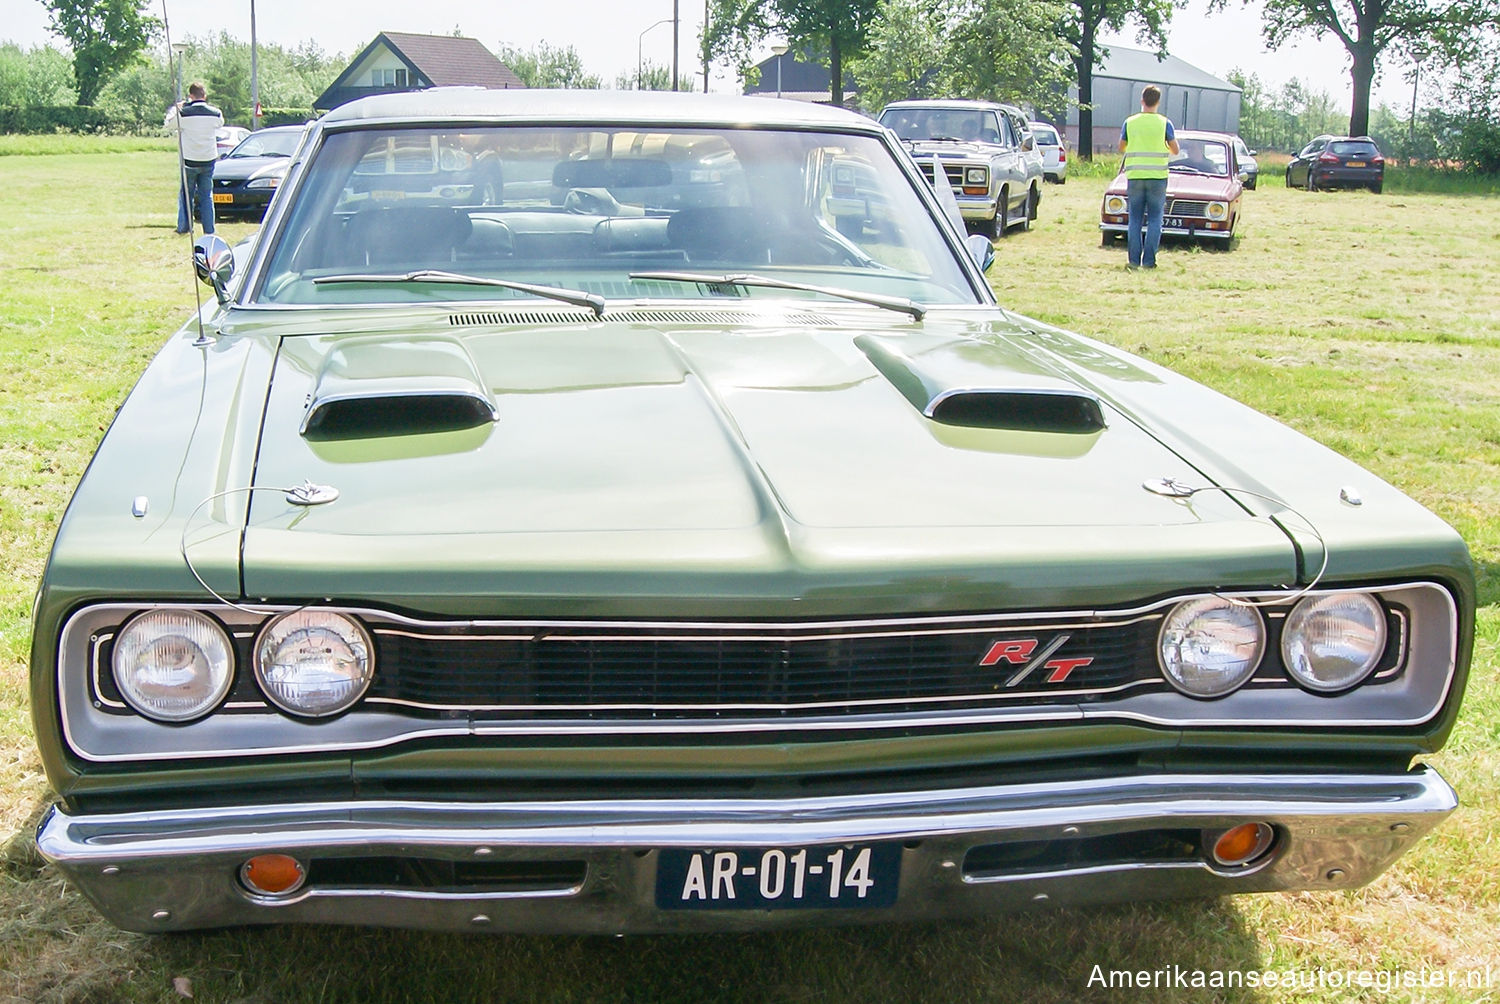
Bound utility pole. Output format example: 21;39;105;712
672;0;680;91
249;0;260;130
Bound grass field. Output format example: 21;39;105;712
1;145;1497;1004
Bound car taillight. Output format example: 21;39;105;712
1318;152;1339;164
1371;156;1384;166
1059;149;1067;162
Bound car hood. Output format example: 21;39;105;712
213;155;290;181
1105;172;1238;199
906;139;1000;159
206;305;1312;613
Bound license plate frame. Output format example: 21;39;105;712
655;843;901;911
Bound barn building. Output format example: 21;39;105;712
1066;46;1241;154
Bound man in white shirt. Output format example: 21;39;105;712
164;82;224;234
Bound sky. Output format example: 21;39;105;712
2;0;1420;112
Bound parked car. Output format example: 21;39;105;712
878;99;1043;237
214;125;250;159
210;125;306;221
33;89;1472;935
1232;135;1258;189
1028;121;1067;183
1100;130;1245;247
1286;135;1385;192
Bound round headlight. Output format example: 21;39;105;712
1206;201;1228;221
113;609;234;722
1158;597;1265;698
1281;592;1387;692
965;167;987;184
1104;195;1127;214
254;610;374;717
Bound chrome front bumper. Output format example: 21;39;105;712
38;767;1455;933
1100;221;1232;240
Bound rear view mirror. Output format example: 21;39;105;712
553;159;673;189
193;234;234;304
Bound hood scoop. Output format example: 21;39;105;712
858;334;1106;434
300;337;497;438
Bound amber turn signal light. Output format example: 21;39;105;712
1210;822;1275;867
240;853;307;895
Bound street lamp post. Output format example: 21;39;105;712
171;41;189;102
638;18;673;90
249;0;260;130
1409;46;1428;159
771;44;788;99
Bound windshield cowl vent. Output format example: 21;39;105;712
301;337;497;439
858;333;1106;434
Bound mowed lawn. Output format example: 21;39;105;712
1;146;1497;1004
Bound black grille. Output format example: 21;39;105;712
917;161;967;190
1169;200;1210;217
363;618;1159;720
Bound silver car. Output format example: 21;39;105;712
1029;121;1067;184
879;99;1043;238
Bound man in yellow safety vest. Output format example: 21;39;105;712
1118;85;1181;268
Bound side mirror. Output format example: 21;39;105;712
193;234;234;304
1248;149;1258;156
965;233;995;272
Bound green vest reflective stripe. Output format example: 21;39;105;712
1123;113;1171;180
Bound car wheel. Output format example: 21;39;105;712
1028;184;1039;222
1057;175;1065;185
1305;172;1316;192
1245;176;1256;190
1370;182;1383;194
1285;167;1294;188
994;187;1010;238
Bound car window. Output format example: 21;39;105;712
256;125;978;306
228;130;301;159
1030;125;1060;146
1168;138;1230;177
1330;141;1380;156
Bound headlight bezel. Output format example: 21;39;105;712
964;166;988;186
1280;591;1389;694
253;609;375;719
1157;596;1267;699
1104;194;1127;215
111;608;236;723
1206;200;1229;221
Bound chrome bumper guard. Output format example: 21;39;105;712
38;767;1455;933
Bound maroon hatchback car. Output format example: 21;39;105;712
1285;136;1385;193
1100;130;1244;248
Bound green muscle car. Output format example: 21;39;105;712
32;90;1472;934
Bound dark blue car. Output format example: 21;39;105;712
210;125;306;221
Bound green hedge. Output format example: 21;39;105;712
259;107;317;128
0;105;124;134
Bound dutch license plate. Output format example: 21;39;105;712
656;844;900;910
1164;216;1186;229
212;193;233;204
1347;161;1366;167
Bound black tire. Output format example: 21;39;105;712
994;187;1010;238
1245;176;1256;190
1305;171;1316;192
1285;167;1294;188
1370;182;1383;194
1057;175;1065;185
1015;190;1031;233
1028;184;1040;221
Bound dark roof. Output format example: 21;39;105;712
378;32;524;89
745;51;858;101
1095;46;1240;93
315;32;523;110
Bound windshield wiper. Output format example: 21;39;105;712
629;271;926;321
313;270;606;317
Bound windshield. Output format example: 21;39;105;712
1169;138;1231;177
878;108;1003;145
1030;125;1059;145
255;125;977;307
229;129;302;159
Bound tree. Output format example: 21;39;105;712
41;0;158;106
1057;0;1177;159
942;0;1073;105
706;0;882;107
616;61;698;91
1221;0;1483;138
0;43;77;106
496;43;603;89
846;0;946;109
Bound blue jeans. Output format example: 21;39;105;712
1126;177;1168;267
177;161;215;234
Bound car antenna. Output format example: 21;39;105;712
161;0;212;348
